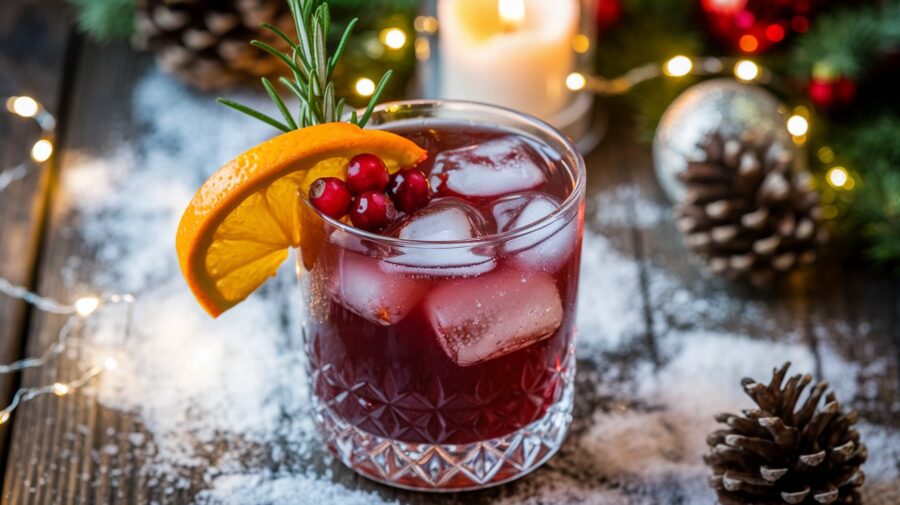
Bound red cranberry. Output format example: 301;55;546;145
309;177;352;219
350;191;397;231
388;168;431;213
346;154;389;194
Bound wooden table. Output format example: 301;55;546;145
1;2;897;503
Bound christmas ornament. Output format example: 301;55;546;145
807;76;857;111
700;0;814;53
595;0;622;35
133;0;294;90
674;130;823;286
705;362;867;505
653;78;791;204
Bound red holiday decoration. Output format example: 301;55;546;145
595;0;623;35
808;75;857;110
699;0;815;53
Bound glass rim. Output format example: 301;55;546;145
303;99;587;248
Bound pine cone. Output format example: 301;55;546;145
705;362;867;505
675;132;825;286
134;0;294;89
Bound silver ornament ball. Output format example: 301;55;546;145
652;78;793;203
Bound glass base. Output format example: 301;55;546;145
310;357;575;492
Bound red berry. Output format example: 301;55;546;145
350;191;397;231
309;177;352;219
388;168;432;213
346;154;389;194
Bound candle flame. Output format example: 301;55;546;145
498;0;525;31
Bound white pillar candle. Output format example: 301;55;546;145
438;0;579;121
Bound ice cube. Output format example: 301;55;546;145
430;137;547;199
489;193;531;231
380;198;496;277
502;193;578;273
394;197;491;241
328;250;429;325
425;269;564;366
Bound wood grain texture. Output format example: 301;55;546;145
0;0;73;470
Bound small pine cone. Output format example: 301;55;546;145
705;362;867;505
134;0;294;90
676;132;825;287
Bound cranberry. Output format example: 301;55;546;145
388;168;431;213
346;154;389;194
350;191;397;231
309;177;352;219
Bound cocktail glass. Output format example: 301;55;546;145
297;100;586;491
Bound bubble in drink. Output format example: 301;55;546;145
499;193;578;273
328;250;429;325
380;198;496;277
425;269;564;366
429;137;547;199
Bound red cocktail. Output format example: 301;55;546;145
298;101;585;490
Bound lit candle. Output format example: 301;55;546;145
438;0;579;121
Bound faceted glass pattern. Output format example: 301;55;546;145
307;346;575;491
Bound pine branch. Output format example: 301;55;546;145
791;1;900;79
69;0;135;40
829;115;900;268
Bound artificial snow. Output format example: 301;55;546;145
52;69;899;504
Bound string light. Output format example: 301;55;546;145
8;96;39;118
663;56;693;77
565;72;587;91
31;138;54;162
380;28;407;50
2;95;56;193
826;167;852;189
413;16;439;34
734;60;760;81
355;78;376;97
787;115;809;136
75;296;101;317
0;96;131;421
572;34;590;54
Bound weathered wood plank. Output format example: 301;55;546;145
0;0;74;472
2;38;148;505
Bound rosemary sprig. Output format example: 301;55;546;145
216;0;392;131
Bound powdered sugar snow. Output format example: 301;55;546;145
55;69;899;504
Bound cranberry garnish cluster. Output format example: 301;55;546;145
309;153;431;231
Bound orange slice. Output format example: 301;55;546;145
176;122;427;317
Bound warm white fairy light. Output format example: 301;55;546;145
31;138;54;162
413;16;439;34
827;167;851;189
2;95;56;193
566;72;587;91
663;56;693;77
734;60;760;81
380;28;407;50
8;96;39;118
572;34;590;54
787;115;809;136
75;296;101;317
355;78;376;97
